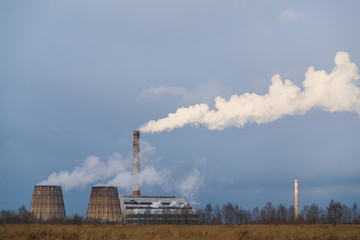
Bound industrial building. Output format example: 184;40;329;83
119;131;199;224
120;195;198;224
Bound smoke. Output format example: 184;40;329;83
140;52;360;133
39;140;205;201
149;201;190;209
38;153;129;191
38;142;171;191
178;168;204;201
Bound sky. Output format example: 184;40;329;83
1;0;360;216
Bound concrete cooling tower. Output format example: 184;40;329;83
30;185;66;222
86;186;122;224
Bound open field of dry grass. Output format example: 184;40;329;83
0;224;359;240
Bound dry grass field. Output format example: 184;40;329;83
0;224;359;240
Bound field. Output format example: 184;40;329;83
0;224;359;240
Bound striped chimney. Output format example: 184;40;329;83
295;179;299;219
132;130;141;196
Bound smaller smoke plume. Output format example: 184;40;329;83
38;154;128;191
38;142;170;191
149;201;189;208
178;168;204;201
169;201;189;208
39;141;204;202
150;201;163;208
140;52;360;133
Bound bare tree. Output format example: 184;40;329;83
252;207;260;224
18;206;33;224
342;204;352;224
262;202;276;223
142;209;150;225
234;204;241;224
301;205;310;223
351;203;359;224
243;209;252;224
307;204;320;224
198;208;205;225
204;203;213;225
222;202;234;225
181;204;191;225
0;209;18;224
66;213;84;225
212;204;222;225
327;200;343;224
276;204;287;223
152;210;159;224
288;205;295;222
162;207;170;224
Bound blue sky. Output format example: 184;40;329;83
1;0;360;216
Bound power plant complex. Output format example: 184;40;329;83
29;130;299;223
30;131;198;224
119;131;198;224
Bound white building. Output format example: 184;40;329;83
119;195;199;224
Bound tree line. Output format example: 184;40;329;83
198;200;360;225
0;206;83;225
1;200;359;224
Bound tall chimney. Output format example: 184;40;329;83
294;179;299;220
132;130;141;196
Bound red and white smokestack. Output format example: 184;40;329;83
294;179;299;219
132;130;141;196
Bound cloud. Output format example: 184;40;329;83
140;52;360;133
278;9;304;22
305;184;360;199
255;23;273;35
140;86;187;99
140;80;233;106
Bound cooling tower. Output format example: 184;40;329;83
132;130;141;196
30;185;66;222
86;186;122;224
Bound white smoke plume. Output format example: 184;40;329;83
140;52;360;133
38;146;170;191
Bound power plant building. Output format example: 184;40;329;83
29;130;199;224
119;130;199;224
120;195;199;224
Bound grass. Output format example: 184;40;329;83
0;224;360;240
